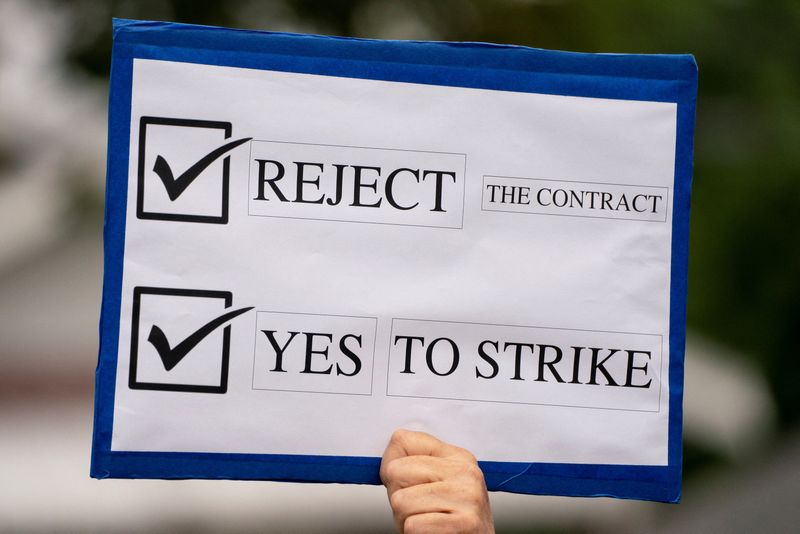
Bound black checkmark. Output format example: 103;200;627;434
147;306;254;371
152;137;252;201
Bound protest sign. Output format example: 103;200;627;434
91;19;697;502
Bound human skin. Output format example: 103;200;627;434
380;429;495;533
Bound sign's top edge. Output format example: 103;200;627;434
111;18;698;85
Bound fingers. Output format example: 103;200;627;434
390;479;481;516
390;480;491;534
403;512;487;534
382;455;473;494
381;429;476;479
380;429;494;533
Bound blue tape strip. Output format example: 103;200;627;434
91;18;697;503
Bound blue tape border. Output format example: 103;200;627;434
91;19;697;503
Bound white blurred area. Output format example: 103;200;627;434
0;2;797;532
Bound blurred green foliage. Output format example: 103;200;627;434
53;0;800;426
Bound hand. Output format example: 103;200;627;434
380;429;495;534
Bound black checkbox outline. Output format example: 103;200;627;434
137;117;232;224
129;286;233;394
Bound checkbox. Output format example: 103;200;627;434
136;117;240;224
129;286;243;394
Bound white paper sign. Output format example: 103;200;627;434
113;58;676;466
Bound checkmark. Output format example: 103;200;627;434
147;306;254;371
152;137;252;201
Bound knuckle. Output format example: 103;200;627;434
455;460;483;483
383;459;402;483
403;515;423;534
390;428;411;445
379;461;391;484
464;462;484;481
384;459;398;479
389;488;406;511
460;513;484;533
462;450;479;465
465;493;485;513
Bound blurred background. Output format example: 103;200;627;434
0;0;798;532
